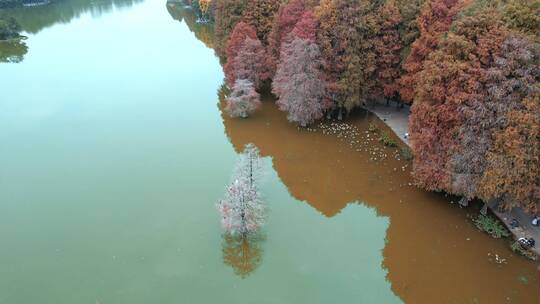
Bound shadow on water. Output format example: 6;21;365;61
0;0;143;34
0;0;143;63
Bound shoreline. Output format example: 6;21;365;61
366;101;540;257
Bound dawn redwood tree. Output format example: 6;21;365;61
315;0;375;114
228;37;268;88
314;0;341;110
242;0;281;45
409;33;482;192
480;95;540;213
409;7;540;213
396;0;426;59
444;10;509;200
372;0;403;102
267;0;310;77
478;34;540;212
502;0;540;36
273;37;327;127
217;144;265;236
223;22;258;86
225;79;261;118
291;10;318;42
214;0;248;56
399;0;464;104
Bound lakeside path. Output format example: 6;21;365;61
366;102;540;256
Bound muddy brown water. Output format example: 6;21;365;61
221;96;540;304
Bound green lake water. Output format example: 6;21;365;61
0;1;399;303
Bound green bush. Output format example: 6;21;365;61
473;214;510;238
401;146;413;160
378;131;397;147
511;241;538;261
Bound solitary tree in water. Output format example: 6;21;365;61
217;144;265;236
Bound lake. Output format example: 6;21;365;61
0;0;538;303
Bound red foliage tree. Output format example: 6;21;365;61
316;0;374;113
372;0;403;101
229;37;268;88
214;0;248;56
399;0;465;104
223;22;257;86
445;11;508;200
267;0;310;77
291;10;317;42
409;33;482;192
479;34;540;212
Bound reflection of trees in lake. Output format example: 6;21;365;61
0;38;28;63
0;0;142;63
166;1;214;49
222;234;263;278
3;0;143;34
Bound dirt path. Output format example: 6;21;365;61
367;102;540;257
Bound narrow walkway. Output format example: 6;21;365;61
366;102;540;256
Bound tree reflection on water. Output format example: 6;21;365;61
222;233;264;278
0;38;27;63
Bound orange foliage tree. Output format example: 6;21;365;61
399;0;465;104
372;0;403;102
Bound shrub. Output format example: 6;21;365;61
379;131;397;147
401;146;413;160
473;214;510;238
368;122;379;133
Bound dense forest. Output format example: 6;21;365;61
182;0;539;214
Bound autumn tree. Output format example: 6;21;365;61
267;0;310;77
399;0;465;103
292;10;318;42
396;0;426;59
217;144;265;236
371;0;403;102
226;37;268;88
438;9;509;199
409;8;505;193
273;37;327;127
214;0;247;56
502;0;540;37
478;34;540;212
409;33;481;192
225;79;261;118
242;0;281;45
223;22;257;86
409;7;540;214
315;0;376;115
